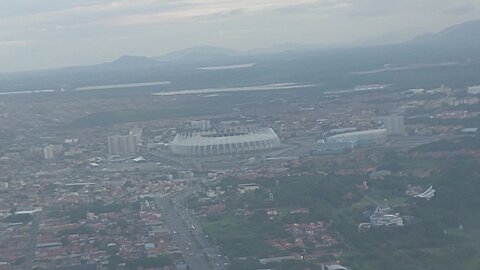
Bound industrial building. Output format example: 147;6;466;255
170;127;280;156
326;129;387;146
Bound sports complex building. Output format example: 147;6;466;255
170;127;281;156
326;129;387;146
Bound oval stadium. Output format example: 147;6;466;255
170;127;281;156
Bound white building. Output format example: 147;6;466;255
237;183;260;193
129;127;143;140
426;85;452;94
468;85;480;95
370;207;403;227
43;145;63;160
324;264;349;270
170;127;280;156
107;135;139;155
326;129;387;146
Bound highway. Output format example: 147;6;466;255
25;215;39;270
157;184;228;270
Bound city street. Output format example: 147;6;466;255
25;215;39;270
157;185;227;270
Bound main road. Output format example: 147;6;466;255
156;183;228;270
25;214;39;270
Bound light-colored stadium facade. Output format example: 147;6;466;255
326;129;387;146
170;127;281;156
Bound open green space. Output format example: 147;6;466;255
198;153;480;269
202;213;287;258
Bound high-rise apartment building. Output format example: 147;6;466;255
107;135;139;155
43;144;63;160
129;127;143;140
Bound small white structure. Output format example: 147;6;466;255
461;128;478;134
237;183;260;193
325;264;349;270
414;186;436;200
370;207;403;227
369;170;392;180
468;85;480;95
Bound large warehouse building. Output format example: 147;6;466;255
170;127;281;156
326;129;387;146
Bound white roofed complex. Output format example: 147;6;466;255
326;129;387;146
170;127;280;156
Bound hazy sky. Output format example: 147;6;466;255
1;0;479;72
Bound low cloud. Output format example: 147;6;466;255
110;0;347;26
0;40;30;47
445;5;477;15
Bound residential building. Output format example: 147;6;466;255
107;135;139;155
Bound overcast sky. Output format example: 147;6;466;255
1;0;479;72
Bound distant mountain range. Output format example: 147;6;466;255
100;19;480;69
410;19;480;46
108;55;160;67
154;46;239;62
2;19;480;93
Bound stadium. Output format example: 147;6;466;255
170;127;281;156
